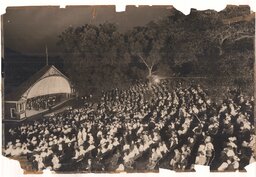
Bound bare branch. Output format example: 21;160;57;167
138;54;150;70
151;60;156;68
234;35;254;42
219;35;231;45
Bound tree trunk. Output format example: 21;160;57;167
218;46;223;56
147;67;153;90
148;68;152;78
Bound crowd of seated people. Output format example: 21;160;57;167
26;95;60;111
4;80;255;172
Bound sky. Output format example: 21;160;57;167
3;6;173;56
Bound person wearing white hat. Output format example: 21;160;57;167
21;143;31;155
31;137;37;147
4;142;13;156
11;141;22;157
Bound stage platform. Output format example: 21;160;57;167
3;98;74;123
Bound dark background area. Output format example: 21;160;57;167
2;5;255;97
3;6;172;94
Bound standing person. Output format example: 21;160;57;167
170;149;181;170
52;154;61;170
205;136;214;165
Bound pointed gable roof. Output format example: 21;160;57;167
6;65;69;101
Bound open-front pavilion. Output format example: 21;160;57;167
4;65;75;120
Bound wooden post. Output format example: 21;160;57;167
46;45;48;66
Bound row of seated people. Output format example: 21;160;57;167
26;95;59;111
4;80;255;172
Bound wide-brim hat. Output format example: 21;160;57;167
205;136;211;142
16;143;22;147
228;137;237;142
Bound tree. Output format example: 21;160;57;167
58;23;128;95
126;23;169;83
207;21;255;56
57;8;255;96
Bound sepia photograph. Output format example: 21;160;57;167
1;5;255;174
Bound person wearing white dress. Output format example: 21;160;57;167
52;154;61;170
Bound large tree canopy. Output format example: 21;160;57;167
58;7;255;95
58;23;130;94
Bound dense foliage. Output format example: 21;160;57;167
58;7;255;96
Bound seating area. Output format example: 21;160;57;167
3;80;255;172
